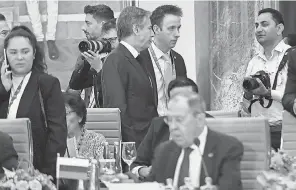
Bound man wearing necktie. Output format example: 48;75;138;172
147;92;243;190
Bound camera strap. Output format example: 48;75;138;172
248;47;293;113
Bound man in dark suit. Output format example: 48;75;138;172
138;5;186;117
283;47;296;117
147;93;243;189
101;6;156;148
0;131;18;178
131;77;213;179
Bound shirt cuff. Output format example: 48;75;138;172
131;166;143;178
271;90;283;102
293;100;296;115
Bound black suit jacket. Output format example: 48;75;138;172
68;56;102;107
283;47;296;117
147;129;243;190
0;131;18;177
101;43;158;147
138;49;187;105
0;71;67;177
131;114;214;171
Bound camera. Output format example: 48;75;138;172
243;70;271;91
78;39;112;53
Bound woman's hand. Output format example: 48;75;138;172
0;60;12;92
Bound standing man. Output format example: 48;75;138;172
139;5;186;116
68;4;114;108
101;6;156;147
242;8;290;150
26;0;59;60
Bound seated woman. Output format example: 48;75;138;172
63;92;106;160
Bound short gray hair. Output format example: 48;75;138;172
116;6;150;41
169;92;206;114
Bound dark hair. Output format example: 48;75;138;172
150;5;182;28
117;6;150;41
84;4;114;22
101;18;116;34
258;8;284;26
0;13;6;21
63;92;87;126
4;25;47;73
167;77;199;98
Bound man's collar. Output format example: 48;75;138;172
151;41;170;60
120;41;139;58
258;39;291;59
190;126;208;149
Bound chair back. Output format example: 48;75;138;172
85;108;121;144
282;111;296;157
0;118;33;169
206;110;239;118
206;117;270;190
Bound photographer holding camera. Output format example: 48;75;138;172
68;4;114;108
241;8;291;151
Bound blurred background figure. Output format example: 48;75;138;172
26;0;59;60
0;13;10;67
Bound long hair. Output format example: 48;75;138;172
4;25;47;73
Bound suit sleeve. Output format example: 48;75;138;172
282;51;296;117
42;77;67;177
68;56;97;90
131;120;155;170
145;142;164;183
217;140;244;190
101;55;132;129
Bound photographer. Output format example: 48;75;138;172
68;4;114;108
241;8;291;150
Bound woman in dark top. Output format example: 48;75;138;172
0;25;67;178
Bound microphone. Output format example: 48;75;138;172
194;138;210;179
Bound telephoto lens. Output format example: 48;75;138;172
243;77;260;91
78;39;112;53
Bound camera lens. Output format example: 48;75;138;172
78;41;90;52
243;78;259;91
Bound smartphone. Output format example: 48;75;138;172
3;49;11;71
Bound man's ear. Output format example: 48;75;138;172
152;24;161;35
132;24;140;35
277;23;284;36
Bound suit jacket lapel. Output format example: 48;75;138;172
200;129;216;186
164;141;182;181
17;71;39;118
139;49;158;106
118;44;151;85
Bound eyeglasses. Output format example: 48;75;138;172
102;37;118;43
66;110;75;116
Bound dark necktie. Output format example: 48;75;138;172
178;147;194;187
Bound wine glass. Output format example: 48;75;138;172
121;142;137;172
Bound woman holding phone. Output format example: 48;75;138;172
0;25;67;179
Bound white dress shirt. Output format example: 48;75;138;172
244;40;291;125
149;42;176;116
7;72;32;119
120;41;139;58
173;126;208;188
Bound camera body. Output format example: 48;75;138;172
243;70;271;91
78;39;112;54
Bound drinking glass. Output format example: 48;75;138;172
121;142;137;172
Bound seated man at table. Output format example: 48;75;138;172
147;93;243;190
0;131;18;178
131;77;213;179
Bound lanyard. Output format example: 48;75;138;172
7;78;25;117
148;45;176;107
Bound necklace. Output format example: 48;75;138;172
76;128;86;152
